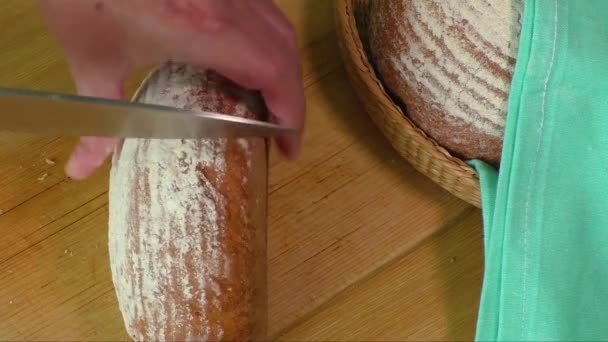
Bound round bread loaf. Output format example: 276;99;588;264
108;62;268;341
366;0;524;165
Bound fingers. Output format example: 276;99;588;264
65;65;126;180
183;1;305;159
251;0;299;50
65;137;120;180
241;1;305;158
45;0;306;164
270;88;306;159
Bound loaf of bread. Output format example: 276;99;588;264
108;62;268;341
366;0;524;165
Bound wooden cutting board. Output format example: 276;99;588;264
0;0;483;340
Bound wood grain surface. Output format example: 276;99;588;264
0;1;484;340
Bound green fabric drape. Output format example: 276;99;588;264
471;0;608;340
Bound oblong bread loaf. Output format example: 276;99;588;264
108;62;268;341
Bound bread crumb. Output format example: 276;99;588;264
0;209;3;215
9;300;13;304
38;173;48;181
45;158;56;165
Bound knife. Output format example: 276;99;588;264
0;87;296;139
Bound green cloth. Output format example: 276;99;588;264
471;0;608;340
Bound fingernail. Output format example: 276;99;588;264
278;136;301;161
290;144;302;160
65;149;88;180
65;157;81;180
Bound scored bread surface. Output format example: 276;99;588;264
367;0;524;164
108;62;266;341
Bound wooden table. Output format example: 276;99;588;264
0;1;485;340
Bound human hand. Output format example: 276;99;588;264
38;0;305;180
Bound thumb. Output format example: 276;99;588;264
65;65;126;180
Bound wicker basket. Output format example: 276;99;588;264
333;0;482;208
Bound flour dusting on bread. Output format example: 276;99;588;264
108;62;262;341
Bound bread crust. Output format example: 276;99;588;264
367;0;524;165
108;62;268;341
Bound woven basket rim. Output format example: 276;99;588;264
334;0;482;207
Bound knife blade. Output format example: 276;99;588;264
0;87;296;139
